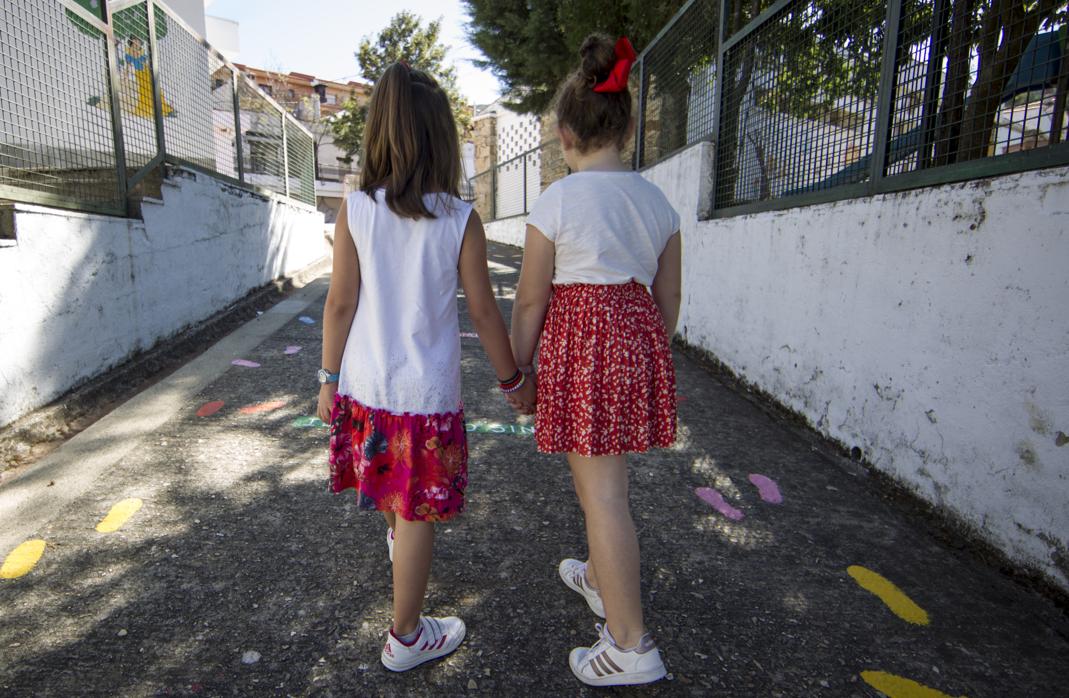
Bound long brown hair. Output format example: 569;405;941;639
554;34;632;153
360;63;461;219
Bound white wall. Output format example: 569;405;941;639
484;142;1069;592
482;215;527;248
0;166;325;428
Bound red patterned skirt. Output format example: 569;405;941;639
328;394;467;522
535;282;676;456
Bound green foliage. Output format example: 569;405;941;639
331;11;471;160
463;0;685;114
329;96;366;164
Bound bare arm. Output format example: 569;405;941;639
459;212;536;409
510;224;555;368
651;232;682;337
317;201;360;422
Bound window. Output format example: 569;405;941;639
259;84;273;96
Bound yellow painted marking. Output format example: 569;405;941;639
847;565;930;625
96;498;144;533
861;671;967;698
1;539;46;579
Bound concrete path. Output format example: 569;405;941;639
1;243;1066;697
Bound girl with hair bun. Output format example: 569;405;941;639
317;62;535;673
511;33;682;687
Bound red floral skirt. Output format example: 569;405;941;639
535;282;676;456
328;394;467;522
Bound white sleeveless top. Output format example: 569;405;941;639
338;189;472;415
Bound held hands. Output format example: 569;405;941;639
505;373;536;415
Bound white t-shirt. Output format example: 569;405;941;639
338;189;471;415
525;171;680;286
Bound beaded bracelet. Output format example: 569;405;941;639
499;370;526;393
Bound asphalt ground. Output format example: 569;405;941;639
1;242;1066;697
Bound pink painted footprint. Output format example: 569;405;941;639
748;474;783;504
695;487;744;520
283;345;302;355
231;359;261;368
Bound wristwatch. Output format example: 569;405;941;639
317;368;340;384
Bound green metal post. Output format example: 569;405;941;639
146;1;167;162
281;114;291;198
102;4;130;212
232;72;245;183
871;0;905;186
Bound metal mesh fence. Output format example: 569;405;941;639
110;1;159;175
284;118;316;206
0;0;122;212
888;0;1069;176
154;3;221;172
715;0;887;208
238;78;287;197
706;0;1069;212
638;0;721;167
0;0;314;215
467;139;566;222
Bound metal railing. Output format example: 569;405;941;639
631;0;1069;216
0;0;316;216
465;139;566;222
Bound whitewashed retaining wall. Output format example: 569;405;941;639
484;143;1069;591
0;166;325;427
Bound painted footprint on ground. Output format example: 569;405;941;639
695;487;744;520
196;401;225;417
748;473;783;504
847;565;930;625
861;670;967;698
1;540;46;579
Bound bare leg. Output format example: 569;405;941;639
391;517;434;636
383;511;397;531
567;452;646;648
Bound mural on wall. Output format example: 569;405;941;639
68;1;177;119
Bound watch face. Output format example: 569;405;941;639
317;369;327;383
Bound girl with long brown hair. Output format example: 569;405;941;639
316;62;534;672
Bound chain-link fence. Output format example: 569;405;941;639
465;139;566;222
0;0;316;216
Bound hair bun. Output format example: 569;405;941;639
578;34;617;87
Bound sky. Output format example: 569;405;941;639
205;0;504;105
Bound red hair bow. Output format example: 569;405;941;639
593;37;637;93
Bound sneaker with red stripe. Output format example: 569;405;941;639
380;615;466;672
568;623;666;686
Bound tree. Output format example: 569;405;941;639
463;0;685;114
330;11;472;161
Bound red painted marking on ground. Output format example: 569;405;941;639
238;400;287;415
196;401;225;417
695;487;744;520
748;473;783;504
231;359;261;368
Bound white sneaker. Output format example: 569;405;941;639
558;559;605;618
387;527;394;562
569;624;667;686
380;615;466;672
